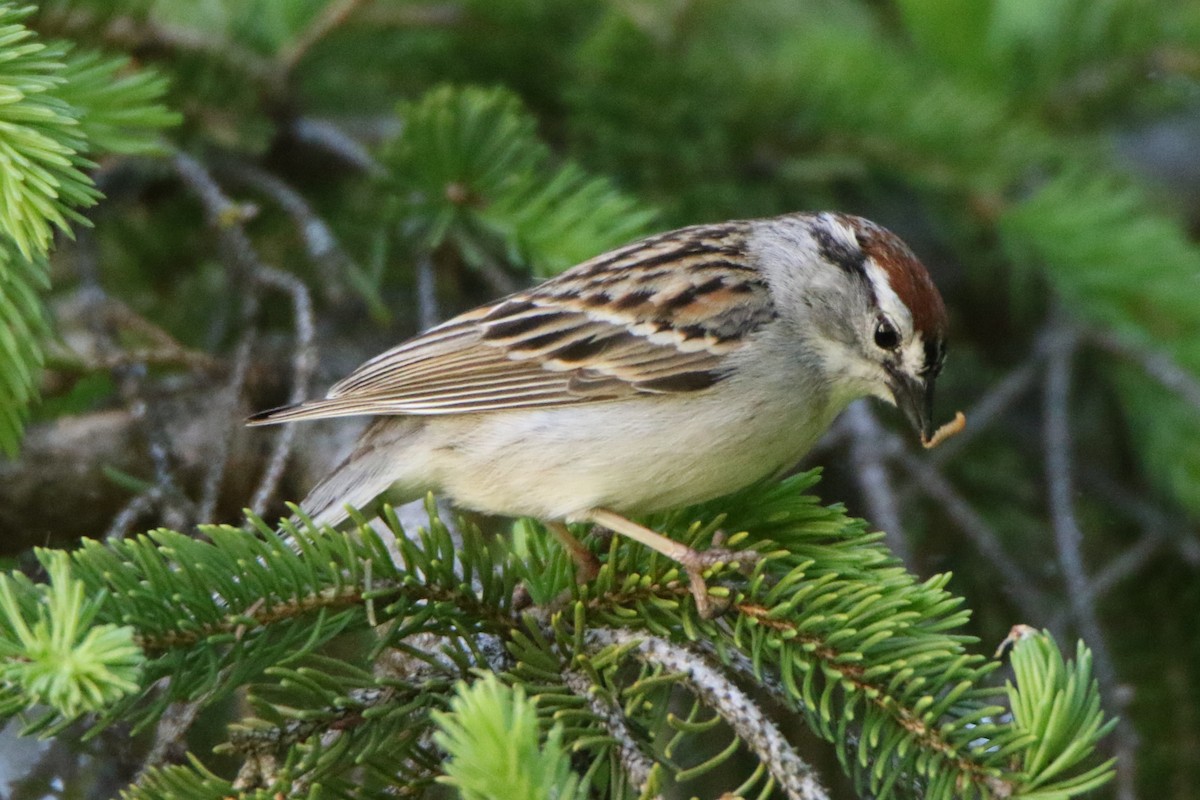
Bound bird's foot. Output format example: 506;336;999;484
582;510;759;618
546;520;601;583
676;539;761;618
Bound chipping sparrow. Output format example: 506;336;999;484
250;212;948;615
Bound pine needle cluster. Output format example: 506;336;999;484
0;474;1113;799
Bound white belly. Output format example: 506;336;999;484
406;376;844;520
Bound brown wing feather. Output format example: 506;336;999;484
247;221;776;425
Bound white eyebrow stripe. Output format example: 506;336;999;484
862;259;912;330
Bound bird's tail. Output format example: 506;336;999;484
297;417;418;529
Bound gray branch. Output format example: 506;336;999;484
248;265;315;516
290;117;383;175
561;669;659;798
197;334;254;523
173;151;317;518
845;401;912;566
1042;321;1137;800
216;160;364;305
1090;328;1200;412
585;628;829;800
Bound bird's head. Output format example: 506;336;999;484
757;212;948;441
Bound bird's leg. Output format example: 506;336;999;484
545;520;600;583
584;508;759;618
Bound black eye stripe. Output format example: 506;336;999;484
923;338;945;376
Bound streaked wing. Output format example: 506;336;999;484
248;221;776;424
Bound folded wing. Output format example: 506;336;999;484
248;222;775;425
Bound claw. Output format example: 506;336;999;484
579;509;760;618
678;546;761;618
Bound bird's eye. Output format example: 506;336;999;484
874;318;900;351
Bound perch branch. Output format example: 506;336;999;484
562;668;659;798
585;628;829;800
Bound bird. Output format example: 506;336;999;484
249;211;949;615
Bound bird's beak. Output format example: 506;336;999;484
886;367;934;443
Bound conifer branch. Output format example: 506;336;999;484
379;86;657;279
0;473;1116;798
0;5;175;453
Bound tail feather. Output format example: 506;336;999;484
296;418;419;528
247;398;380;426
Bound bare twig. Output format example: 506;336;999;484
111;361;195;532
196;335;255;523
216;160;362;305
1093;530;1167;601
80;347;218;373
70;228;196;534
585;628;829;800
173;151;317;517
1042;322;1137;800
415;251;439;330
174;151;246;232
64;293;222;373
1042;327;1115;669
290;117;383;174
105;486;165;541
844;402;911;566
1090;329;1200;412
1043;527;1166;641
896;449;1050;622
248;266;316;516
